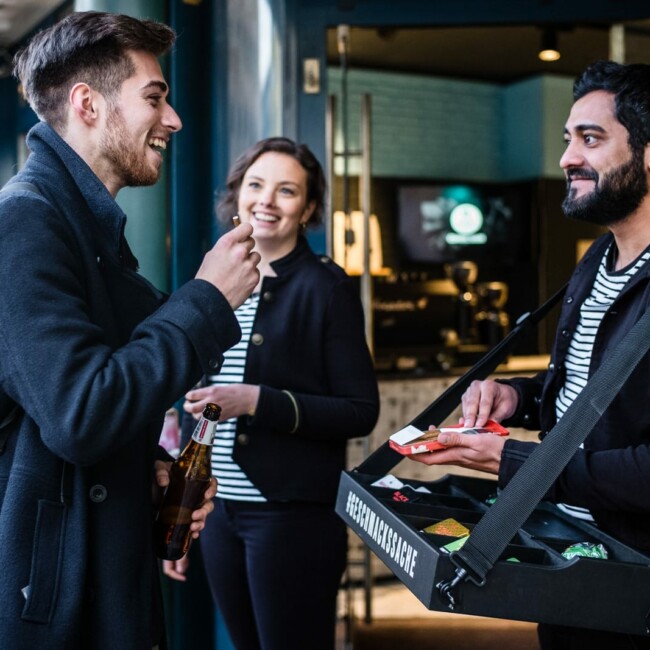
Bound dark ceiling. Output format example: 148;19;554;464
326;21;650;83
4;7;649;84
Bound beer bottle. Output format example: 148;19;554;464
154;402;221;560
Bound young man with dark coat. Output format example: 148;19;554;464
0;11;259;649
409;60;650;649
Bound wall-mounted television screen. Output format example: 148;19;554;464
397;183;530;267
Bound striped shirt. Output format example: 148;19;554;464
207;293;266;502
555;244;650;520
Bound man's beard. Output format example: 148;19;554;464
562;148;648;227
101;108;159;188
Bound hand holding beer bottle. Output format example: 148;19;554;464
154;403;221;560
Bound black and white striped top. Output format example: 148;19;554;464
555;244;650;520
207;293;266;502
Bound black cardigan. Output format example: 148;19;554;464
184;237;380;504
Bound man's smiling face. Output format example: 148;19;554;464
98;50;182;193
560;89;648;227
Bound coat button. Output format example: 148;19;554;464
263;291;273;302
561;329;569;337
523;414;531;424
548;362;555;371
534;396;541;406
320;256;330;264
208;358;220;370
565;296;574;304
237;433;250;445
89;485;107;503
251;333;264;346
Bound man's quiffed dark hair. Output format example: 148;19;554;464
13;11;176;131
217;137;327;228
573;60;650;153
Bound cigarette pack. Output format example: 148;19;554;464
388;419;508;455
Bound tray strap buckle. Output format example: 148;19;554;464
436;551;488;611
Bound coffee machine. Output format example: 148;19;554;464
445;260;479;344
476;281;510;347
444;261;509;366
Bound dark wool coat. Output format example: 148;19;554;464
499;233;650;552
183;237;380;504
0;123;240;649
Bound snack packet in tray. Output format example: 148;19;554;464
389;419;508;455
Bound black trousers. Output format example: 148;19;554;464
538;624;650;649
200;498;347;650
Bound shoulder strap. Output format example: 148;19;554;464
357;283;568;476
439;303;650;609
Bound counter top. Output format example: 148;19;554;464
376;354;550;380
495;354;549;373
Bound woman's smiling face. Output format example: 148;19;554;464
237;152;315;254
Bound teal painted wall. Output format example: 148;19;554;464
328;67;575;183
502;77;545;180
0;77;18;184
168;0;217;290
540;76;575;178
503;75;574;180
328;67;502;181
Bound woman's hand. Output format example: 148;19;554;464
184;384;261;421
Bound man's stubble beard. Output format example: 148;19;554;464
562;147;648;227
101;108;159;188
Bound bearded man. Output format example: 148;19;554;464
407;60;650;650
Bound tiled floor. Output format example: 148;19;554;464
337;580;540;650
345;580;440;619
340;579;503;621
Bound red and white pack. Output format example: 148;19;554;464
388;419;509;455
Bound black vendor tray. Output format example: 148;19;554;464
336;471;650;635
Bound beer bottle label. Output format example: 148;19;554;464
192;418;218;445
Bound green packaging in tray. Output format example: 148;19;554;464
562;542;608;560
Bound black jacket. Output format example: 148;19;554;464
0;123;240;649
184;237;380;504
500;233;650;552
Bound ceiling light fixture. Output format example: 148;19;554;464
538;28;561;62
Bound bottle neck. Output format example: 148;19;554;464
191;418;218;446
